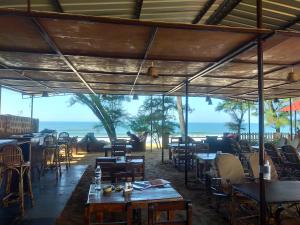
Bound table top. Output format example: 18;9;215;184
87;183;182;205
103;144;132;149
195;153;216;161
168;143;196;148
233;181;300;204
96;156;143;164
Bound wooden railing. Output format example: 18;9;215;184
240;132;289;143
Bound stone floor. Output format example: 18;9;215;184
0;164;87;225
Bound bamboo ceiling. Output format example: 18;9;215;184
1;2;300;100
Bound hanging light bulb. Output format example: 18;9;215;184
42;91;49;97
148;61;159;79
287;66;299;82
133;94;138;100
273;98;279;103
205;96;211;102
208;98;212;105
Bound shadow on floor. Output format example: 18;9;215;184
0;165;87;225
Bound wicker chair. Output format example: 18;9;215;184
212;153;257;224
0;145;34;216
248;152;278;181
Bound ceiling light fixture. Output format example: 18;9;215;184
287;66;299;82
133;94;138;100
148;62;159;79
42;91;49;97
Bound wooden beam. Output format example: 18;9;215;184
134;0;144;19
51;0;64;13
192;0;216;24
206;0;242;25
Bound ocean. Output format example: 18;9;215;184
39;121;292;138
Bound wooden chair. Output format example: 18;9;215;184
85;202;132;225
97;162;117;182
0;145;34;217
148;200;192;225
114;164;134;183
111;143;127;157
173;148;194;171
126;155;145;180
42;134;61;179
194;142;209;153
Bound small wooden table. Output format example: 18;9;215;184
85;183;183;224
103;144;133;157
195;153;216;189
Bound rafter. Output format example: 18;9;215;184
51;0;64;13
206;0;242;25
192;0;216;24
30;18;96;95
134;0;144;19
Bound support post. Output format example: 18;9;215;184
150;95;153;152
295;110;297;135
30;95;34;130
290;98;293;140
257;1;266;224
185;79;189;186
0;85;2;114
161;95;165;163
248;101;251;143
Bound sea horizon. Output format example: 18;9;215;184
39;121;293;138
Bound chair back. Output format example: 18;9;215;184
281;145;300;164
291;137;300;149
0;145;24;167
148;200;192;225
239;140;253;153
111;143;126;157
86;202;132;225
194;143;209;153
43;134;57;146
248;152;278;181
264;142;282;165
215;153;245;185
277;137;287;148
126;155;145;180
97;162;117;182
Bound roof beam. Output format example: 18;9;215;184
206;0;242;25
192;0;216;24
30;18;97;95
51;0;64;13
134;0;144;19
0;62;56;92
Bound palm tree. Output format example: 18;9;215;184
70;94;128;142
216;100;255;137
265;100;289;133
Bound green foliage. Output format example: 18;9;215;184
70;94;129;142
216;100;255;135
264;99;289;132
129;96;178;148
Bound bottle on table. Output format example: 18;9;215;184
95;165;102;190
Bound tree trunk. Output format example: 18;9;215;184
176;96;185;138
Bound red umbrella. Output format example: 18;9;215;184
280;99;300;112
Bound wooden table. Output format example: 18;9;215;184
95;156;143;165
195;153;216;189
85;182;183;224
103;144;133;157
233;181;300;204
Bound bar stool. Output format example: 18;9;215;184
42;134;61;179
58;132;71;169
0;144;34;217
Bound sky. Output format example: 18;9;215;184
0;87;257;123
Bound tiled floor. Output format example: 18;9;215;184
0;165;87;225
